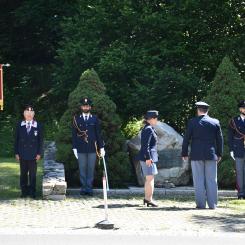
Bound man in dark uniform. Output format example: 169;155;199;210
182;102;223;209
228;100;245;199
14;106;43;198
72;98;105;196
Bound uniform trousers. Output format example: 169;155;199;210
235;157;245;198
78;153;97;193
191;160;218;209
20;159;37;196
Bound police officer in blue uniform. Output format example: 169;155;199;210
72;98;105;196
228;100;245;199
14;106;43;198
137;110;159;207
182;102;223;209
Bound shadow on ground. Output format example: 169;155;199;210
192;213;245;232
137;206;197;211
93;204;140;209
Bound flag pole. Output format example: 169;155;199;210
0;64;3;111
0;63;10;111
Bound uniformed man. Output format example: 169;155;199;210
228;100;245;199
14;105;43;198
182;102;223;209
72;97;105;196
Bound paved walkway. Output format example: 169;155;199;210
0;190;244;236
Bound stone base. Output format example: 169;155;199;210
42;141;67;200
43;194;66;201
95;220;114;230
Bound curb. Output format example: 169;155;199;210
67;187;237;197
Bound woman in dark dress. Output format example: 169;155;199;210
138;110;159;207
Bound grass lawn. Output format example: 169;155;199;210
223;198;245;212
0;158;43;199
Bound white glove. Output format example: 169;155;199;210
100;148;105;157
230;151;235;161
73;149;78;159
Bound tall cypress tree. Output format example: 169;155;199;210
205;56;245;187
56;69;133;187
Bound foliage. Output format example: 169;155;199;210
0;0;78;119
54;0;244;132
0;115;16;157
122;118;144;139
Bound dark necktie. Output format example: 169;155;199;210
85;116;88;121
27;122;31;134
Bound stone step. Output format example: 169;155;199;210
67;186;237;197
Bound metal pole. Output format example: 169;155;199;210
0;64;3;111
0;63;10;111
95;173;114;229
102;156;109;191
102;174;108;221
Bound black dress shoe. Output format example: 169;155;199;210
143;198;149;205
86;192;93;196
238;196;243;200
20;194;28;198
80;190;86;195
196;206;206;209
30;194;36;199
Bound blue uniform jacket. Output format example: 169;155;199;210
136;123;158;162
228;116;245;158
182;115;223;161
14;121;43;160
72;114;104;153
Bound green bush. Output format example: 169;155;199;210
55;69;134;187
218;154;236;189
205;56;245;188
122;118;143;139
44;119;59;141
0;115;17;157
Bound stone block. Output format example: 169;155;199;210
42;141;67;200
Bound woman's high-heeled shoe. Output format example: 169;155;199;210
143;199;158;207
147;201;158;207
143;198;150;205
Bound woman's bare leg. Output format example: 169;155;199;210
144;175;154;201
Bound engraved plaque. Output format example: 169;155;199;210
157;149;182;169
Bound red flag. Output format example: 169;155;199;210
0;64;3;110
